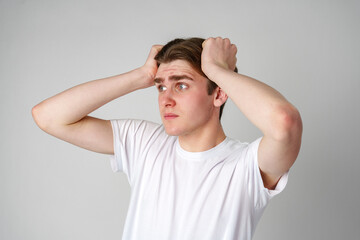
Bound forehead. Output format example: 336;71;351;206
156;60;201;79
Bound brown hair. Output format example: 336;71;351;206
154;37;238;120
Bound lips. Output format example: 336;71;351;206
164;113;179;120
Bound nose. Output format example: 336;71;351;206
159;90;176;108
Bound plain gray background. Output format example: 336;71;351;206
1;0;359;239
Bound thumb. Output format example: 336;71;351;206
147;45;163;61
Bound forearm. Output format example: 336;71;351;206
208;67;300;138
32;68;149;129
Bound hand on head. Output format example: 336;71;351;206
140;45;163;88
201;37;238;79
141;37;238;88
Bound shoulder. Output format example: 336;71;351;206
224;137;261;156
110;119;175;144
110;119;162;135
110;119;161;129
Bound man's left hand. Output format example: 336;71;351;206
201;37;237;79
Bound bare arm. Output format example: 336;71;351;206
32;45;162;154
201;37;302;189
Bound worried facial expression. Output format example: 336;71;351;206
155;60;218;137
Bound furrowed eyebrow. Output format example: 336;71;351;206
169;75;194;81
154;75;194;84
154;78;163;84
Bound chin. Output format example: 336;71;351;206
164;128;182;136
163;125;185;136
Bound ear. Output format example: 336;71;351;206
213;87;228;107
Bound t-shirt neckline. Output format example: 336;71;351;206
176;137;230;161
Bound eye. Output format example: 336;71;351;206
157;85;167;92
176;83;189;91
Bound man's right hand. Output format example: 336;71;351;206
139;45;163;88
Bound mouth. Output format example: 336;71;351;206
164;113;179;120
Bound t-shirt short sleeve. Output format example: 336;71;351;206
246;137;289;209
109;119;163;185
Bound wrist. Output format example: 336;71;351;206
132;67;156;89
203;64;233;83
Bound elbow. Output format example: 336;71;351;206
271;104;303;142
32;103;52;132
32;104;44;129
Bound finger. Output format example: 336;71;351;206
231;44;238;54
202;38;211;48
202;37;218;47
147;45;163;61
150;45;163;55
224;38;231;45
152;44;163;52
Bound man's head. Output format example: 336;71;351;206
154;37;238;120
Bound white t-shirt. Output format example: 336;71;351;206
110;119;288;240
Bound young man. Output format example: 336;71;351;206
32;37;302;240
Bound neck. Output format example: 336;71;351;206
178;122;226;152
